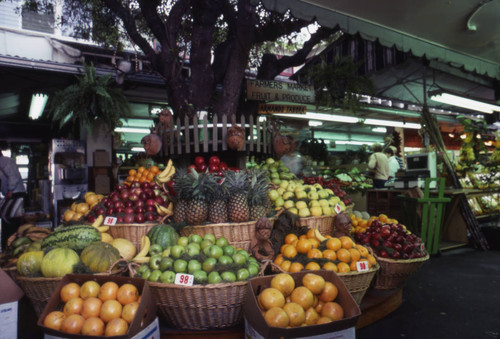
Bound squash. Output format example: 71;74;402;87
17;251;44;276
41;248;80;277
111;238;136;260
80;241;121;273
147;224;179;249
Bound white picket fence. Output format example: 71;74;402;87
161;114;274;155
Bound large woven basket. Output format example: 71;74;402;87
373;253;429;290
149;281;248;330
338;265;379;304
179;220;258;252
298;215;335;235
17;276;62;316
108;223;157;251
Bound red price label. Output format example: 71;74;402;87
420;243;425;252
334;204;342;214
103;216;117;226
174;273;194;286
356;260;370;272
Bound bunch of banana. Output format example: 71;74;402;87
90;215;109;232
155;202;173;217
155;159;176;184
14;224;51;242
1;225;51;264
132;235;151;264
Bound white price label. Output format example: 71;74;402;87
420;243;425;252
334;204;342;214
174;273;194;286
103;216;117;226
356;260;370;272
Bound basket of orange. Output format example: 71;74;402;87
272;230;379;304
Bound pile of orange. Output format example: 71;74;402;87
351;213;401;234
43;280;141;336
274;229;377;274
258;273;344;327
125;165;161;184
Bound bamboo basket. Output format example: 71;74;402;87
108;223;158;251
179;220;258;252
17;276;62;316
338;264;379;304
149;281;248;330
373;253;429;290
298;215;335;235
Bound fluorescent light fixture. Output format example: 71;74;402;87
372;127;387;133
114;127;151;134
334;140;376;145
429;90;500;114
274;112;359;124
29;93;48;120
364;118;421;129
308;120;323;127
404;147;424;152
131;147;145;152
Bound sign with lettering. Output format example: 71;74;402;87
246;79;315;104
258;103;307;115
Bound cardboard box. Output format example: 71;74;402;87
94;174;111;195
38;274;157;339
244;270;361;339
0;269;24;339
93;150;111;167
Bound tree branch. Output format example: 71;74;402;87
254;16;313;44
137;0;168;44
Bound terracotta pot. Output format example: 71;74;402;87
227;125;245;151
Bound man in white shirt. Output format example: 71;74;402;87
385;148;401;182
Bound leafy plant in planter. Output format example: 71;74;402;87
47;63;131;134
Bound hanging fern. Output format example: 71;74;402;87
47;63;131;133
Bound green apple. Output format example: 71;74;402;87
149;254;162;270
299;207;311;218
186;243;201;256
236;268;250;281
310;206;323;217
137;264;150;276
204;234;216;243
268;189;280;201
208;245;224;259
309;200;320;208
318;199;329;207
271;178;282;186
171;245;186;259
286;182;296;192
200;239;213;250
270;171;279;179
284;200;295;209
188;234;203;244
193;270;208;284
173;259;188;273
232;252;247;265
141;269;151;280
148;269;162;282
279;180;289;189
202;257;217;272
274;197;284;207
236;249;250;259
248;263;259;276
218;255;233;265
160;270;176;284
313;183;323;190
248;257;258;265
295;190;307;200
308;191;319;200
295;200;307;210
277;187;286;195
322;206;333;215
288;207;298;215
148;244;163;256
177;236;189;247
221;271;237;283
282;191;294;201
325;188;334;195
159;256;174;271
188;259;202;274
318;189;329;199
161;247;171;257
208;271;222;284
265;158;275;165
215;237;229;248
222;245;235;257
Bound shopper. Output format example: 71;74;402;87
390;145;405;169
385;147;401;182
368;143;389;188
0;149;25;199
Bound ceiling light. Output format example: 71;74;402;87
429;90;500;114
309;120;323;127
372;127;387;133
114;127;151;134
29;93;48;120
334;140;376;145
131;147;145;152
460;133;467;140
364;118;421;129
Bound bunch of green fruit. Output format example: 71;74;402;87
136;233;260;284
252;158;297;185
268;180;346;218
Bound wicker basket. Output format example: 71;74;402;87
108;223;157;251
179;220;258;252
17;276;62;316
2;265;20;285
373;253;429;290
297;215;335;235
338;265;379;304
149;281;248;330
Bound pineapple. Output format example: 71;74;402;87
248;169;271;220
224;170;250;222
173;168;213;225
171;168;189;223
207;175;229;224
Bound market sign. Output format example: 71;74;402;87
246;79;315;104
258;103;307;114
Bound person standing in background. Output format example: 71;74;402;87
385;147;401;183
390;145;405;169
0;149;25;199
368;143;389;188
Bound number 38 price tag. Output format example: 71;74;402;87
175;273;194;286
334;204;342;214
356;260;370;272
103;216;117;226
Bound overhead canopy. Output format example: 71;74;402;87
256;0;500;81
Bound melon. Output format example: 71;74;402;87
111;238;137;260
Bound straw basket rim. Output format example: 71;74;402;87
148;279;248;289
375;253;430;264
181;219;258;229
337;263;380;277
106;222;159;228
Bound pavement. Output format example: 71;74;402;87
15;243;500;339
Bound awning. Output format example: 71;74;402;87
255;0;500;80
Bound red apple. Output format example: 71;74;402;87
124;207;135;215
135;206;145;214
123;214;135;223
124;200;134;208
134;213;145;223
219;162;228;171
129;193;138;202
120;190;130;201
208;164;219;173
209;156;220;166
194;156;205;166
146;199;156;206
145;205;155;212
145;212;156;222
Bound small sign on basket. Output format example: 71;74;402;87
103;216;117;226
174;273;194;286
334;204;342;214
356;260;370;272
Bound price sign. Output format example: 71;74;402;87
420;243;425;252
356;260;370;272
103;216;117;226
334;204;342;214
174;273;194;286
